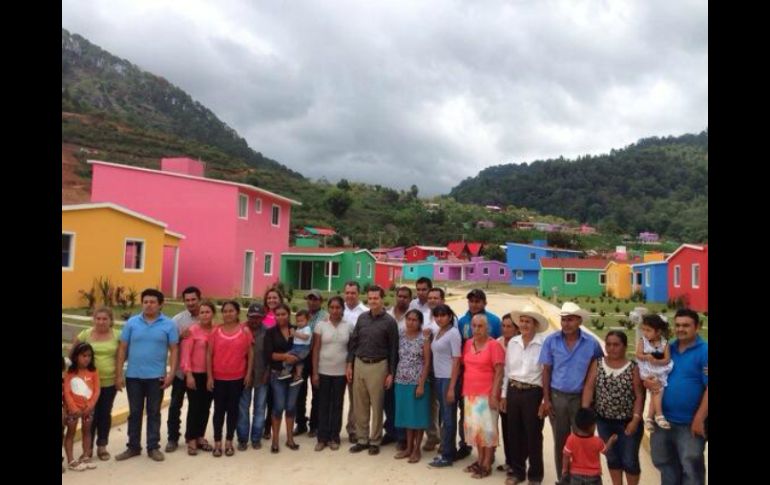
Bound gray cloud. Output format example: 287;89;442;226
63;0;708;196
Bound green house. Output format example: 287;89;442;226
539;258;608;298
281;247;376;292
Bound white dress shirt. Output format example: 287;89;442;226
501;333;545;398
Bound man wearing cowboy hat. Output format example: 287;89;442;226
501;305;550;485
538;302;604;484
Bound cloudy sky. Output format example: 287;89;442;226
62;0;708;196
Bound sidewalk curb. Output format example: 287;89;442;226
73;396;171;442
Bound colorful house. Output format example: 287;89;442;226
375;260;404;289
405;245;451;262
371;247;405;260
631;260;669;304
539;258;609;298
296;226;337;246
62;203;184;308
280;247;376;292
402;260;436;281
639;232;660;243
605;261;633;299
446;241;484;260
666;244;708;312
506;240;582;287
434;257;509;282
89;157;300;298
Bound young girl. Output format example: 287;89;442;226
63;343;101;471
635;314;674;431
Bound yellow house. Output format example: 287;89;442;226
643;252;665;262
605;261;633;299
62;203;184;308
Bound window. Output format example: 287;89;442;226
635;273;643;285
529;252;537;260
499;267;505;276
515;270;523;280
565;272;577;284
439;266;445;274
367;263;372;278
645;269;651;287
264;253;273;276
388;267;394;280
238;194;248;219
356;261;361;277
271;204;280;226
124;239;145;271
599;273;607;285
62;232;75;270
254;197;262;213
469;267;475;274
242;251;254;296
482;267;489;275
410;267;415;274
324;261;340;277
692;264;700;288
673;265;681;287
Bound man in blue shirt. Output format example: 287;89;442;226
115;289;179;462
649;308;708;485
538;302;604;483
456;289;502;459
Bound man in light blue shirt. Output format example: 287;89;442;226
115;289;179;462
538;302;604;483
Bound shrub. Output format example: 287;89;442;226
599;310;606;317
614;305;621;313
590;307;597;313
593;319;604;330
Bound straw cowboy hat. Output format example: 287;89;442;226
559;301;591;321
510;304;550;333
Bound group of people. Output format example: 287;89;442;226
62;277;708;485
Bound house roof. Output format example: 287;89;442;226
446;242;467;257
665;244;708;262
88;160;302;206
467;242;483;256
62;203;186;239
540;258;609;270
505;242;582;253
371;246;404;253
407;245;449;252
375;261;404;267
631;261;668;268
282;247;376;259
303;226;337;236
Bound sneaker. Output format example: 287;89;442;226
289;378;303;387
114;448;141;461
251;441;262;450
79;457;97;470
277;371;293;380
456;444;472;460
429;456;453;468
68;460;88;472
314;442;326;452
308;429;317;438
329;442;340;451
165;441;178;453
368;445;380;455
237;442;248;451
148;449;165;462
349;443;370;453
293;424;308;436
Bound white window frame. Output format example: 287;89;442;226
367;263;372;278
499;267;505;276
123;238;146;272
645;268;651;287
254;197;262;214
271;204;281;227
238;193;249;219
692;264;700;289
263;253;273;276
515;270;524;280
565;272;577;285
356;261;361;278
242;250;255;297
324;261;340;277
599;273;607;285
674;265;681;287
482;267;489;276
439;266;445;274
62;231;76;271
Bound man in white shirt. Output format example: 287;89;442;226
408;277;432;321
387;286;412;331
342;281;368;441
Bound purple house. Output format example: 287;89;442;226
371;246;405;260
639;232;660;243
434;257;509;282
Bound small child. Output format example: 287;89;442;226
635;314;674;431
280;310;312;386
561;407;617;485
63;343;101;472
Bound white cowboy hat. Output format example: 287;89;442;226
559;301;591;321
510;304;550;333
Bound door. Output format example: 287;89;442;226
299;261;313;290
242;251;255;297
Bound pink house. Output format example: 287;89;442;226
89;157;301;298
434;257;509;282
371;247;405;260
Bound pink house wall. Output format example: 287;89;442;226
90;162;292;298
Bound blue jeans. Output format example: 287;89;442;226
650;422;706;485
597;417;642;475
237;383;268;444
125;377;164;451
270;371;301;418
435;378;458;461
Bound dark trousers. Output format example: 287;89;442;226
126;377;164;451
435;378;458;461
166;376;186;442
295;354;318;430
550;389;582;481
457;367;468;447
317;374;347;443
212;379;244;441
506;386;545;482
91;385;117;447
185;373;213;442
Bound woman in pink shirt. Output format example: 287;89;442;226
261;287;284;329
180;301;216;455
462;313;505;479
206;301;254;457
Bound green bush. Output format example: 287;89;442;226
599;310;606;317
593;319;604;330
590;307;596;313
614;305;621;313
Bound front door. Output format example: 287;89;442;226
242;251;255;296
299;261;313;290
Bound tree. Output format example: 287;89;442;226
325;189;353;219
482;244;506;262
337;178;351;191
410;184;419;198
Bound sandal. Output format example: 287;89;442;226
472;466;492;479
271;444;279;454
78;456;97;469
464;462;481;473
285;441;300;451
644;417;655;432
655;415;671;430
96;447;111;461
197;440;214;452
187;443;198;456
212;447;223;458
68;460;88;472
225;445;235;456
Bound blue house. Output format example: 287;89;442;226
506;240;582;287
630;260;668;303
402;256;436;281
